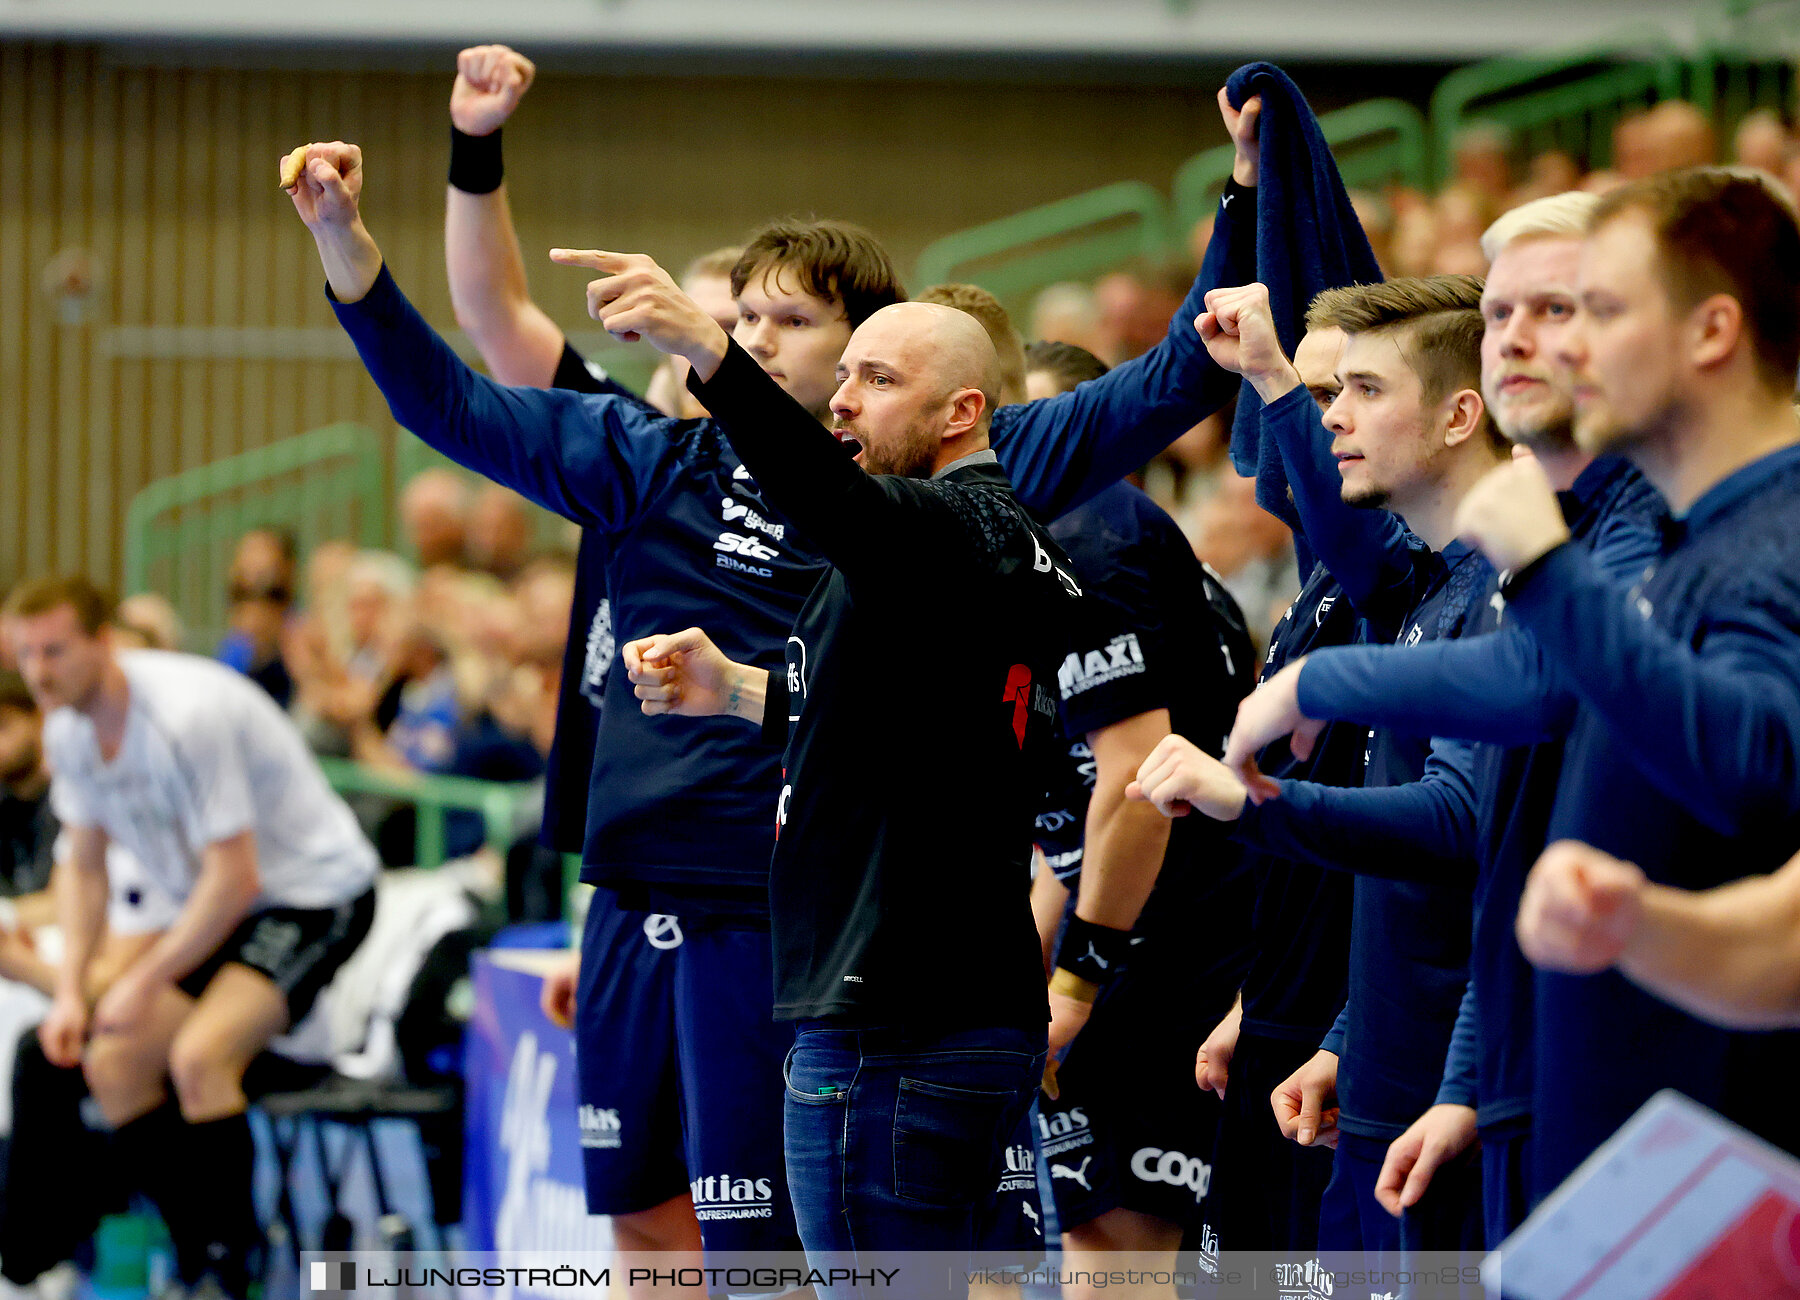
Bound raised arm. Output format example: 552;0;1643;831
287;144;671;529
445;45;569;387
991;172;1256;520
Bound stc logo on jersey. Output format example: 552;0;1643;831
689;1173;775;1222
1130;1146;1211;1202
578;1105;622;1150
714;492;784;578
1058;633;1146;699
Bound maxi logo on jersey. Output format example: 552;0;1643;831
689;1173;775;1222
1058;633;1146;699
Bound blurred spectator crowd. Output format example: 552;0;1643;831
1025;93;1800;648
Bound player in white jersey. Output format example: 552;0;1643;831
3;575;378;1300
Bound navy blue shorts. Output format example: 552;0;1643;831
975;1103;1047;1262
574;888;800;1254
1199;1029;1337;1253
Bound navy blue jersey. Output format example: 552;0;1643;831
1325;541;1497;1141
539;341;634;854
1505;445;1800;1199
1235;562;1362;1042
330;236;1238;907
1037;482;1256;987
1458;458;1664;1131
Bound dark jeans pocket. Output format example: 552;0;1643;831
892;1076;1015;1207
784;1040;850;1106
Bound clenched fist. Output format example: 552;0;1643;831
451;45;537;138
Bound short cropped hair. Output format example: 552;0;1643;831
1024;340;1110;395
916;282;1027;405
1593;167;1800;392
1480;192;1600;261
1307;272;1483;389
682;246;743;285
731;220;906;329
2;575;114;634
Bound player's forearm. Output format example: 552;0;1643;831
135;834;261;986
720;663;768;726
1075;777;1172;931
0;945;57;998
446;186;565;387
1617;871;1800;1030
54;849;109;1000
311;216;384;304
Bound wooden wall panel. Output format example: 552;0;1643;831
0;39;1284;598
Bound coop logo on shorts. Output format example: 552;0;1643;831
579;1105;622;1150
309;1261;356;1292
689;1173;775;1221
1057;633;1146;698
1130;1146;1211;1202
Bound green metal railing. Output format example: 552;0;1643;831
1699;0;1800;135
1428;35;1690;183
317;757;537;870
912;180;1173;312
124;424;387;641
1172;97;1429;235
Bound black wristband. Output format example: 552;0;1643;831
1057;915;1133;985
449;126;504;194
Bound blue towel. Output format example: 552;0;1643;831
1223;62;1383;542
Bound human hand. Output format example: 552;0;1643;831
451;45;536;137
38;991;88;1068
1454;456;1570;576
1219;87;1263;187
1375;1103;1477;1216
1196;283;1300;403
539;950;580;1030
624;627;753;719
1221;659;1319;804
283;141;364;231
1196;999;1242;1098
1128;733;1249;821
547;250;730;378
1271;1049;1340;1148
1516;839;1647;974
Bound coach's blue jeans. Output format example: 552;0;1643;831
782;1020;1045;1296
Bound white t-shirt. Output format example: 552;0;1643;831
46;650;377;910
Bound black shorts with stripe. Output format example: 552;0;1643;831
178;888;375;1022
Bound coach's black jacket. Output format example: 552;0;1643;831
689;341;1081;1030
